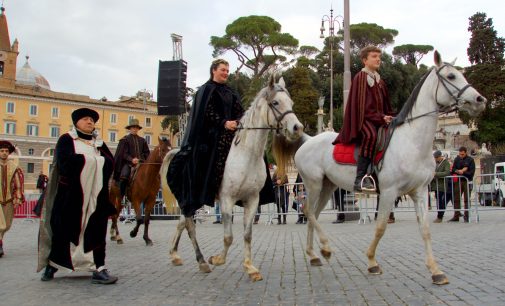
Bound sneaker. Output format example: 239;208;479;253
91;269;118;285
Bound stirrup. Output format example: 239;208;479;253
359;175;376;193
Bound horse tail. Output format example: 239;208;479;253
160;149;179;213
272;132;312;177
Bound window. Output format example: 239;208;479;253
109;131;117;142
27;124;39;136
128;115;134;123
5;121;15;134
144;134;151;145
145;117;152;128
27;163;35;174
49;149;55;156
50;126;60;138
51;107;59;118
28;148;34;155
29;104;38;116
6;102;14;114
110;113;117;124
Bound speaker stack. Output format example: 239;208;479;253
157;60;187;115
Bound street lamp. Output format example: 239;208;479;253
320;8;342;131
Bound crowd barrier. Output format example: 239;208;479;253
14;173;505;224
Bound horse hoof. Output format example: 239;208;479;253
117;239;124;245
199;263;212;273
249;272;263;282
208;256;224;266
172;258;183;266
432;273;449;285
310;258;323;266
368;265;382;275
129;231;137;238
320;249;331;259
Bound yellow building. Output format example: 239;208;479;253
0;7;170;191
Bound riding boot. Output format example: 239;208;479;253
354;156;374;192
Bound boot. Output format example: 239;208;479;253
0;240;3;257
41;265;58;281
388;212;395;223
282;215;287;224
448;212;460;222
296;216;303;224
119;179;127;198
354;157;374;192
277;217;282;225
463;211;469;223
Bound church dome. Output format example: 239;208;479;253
16;56;51;90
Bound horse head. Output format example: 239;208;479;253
264;75;304;140
154;136;171;162
433;51;486;117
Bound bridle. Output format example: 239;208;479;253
138;144;170;165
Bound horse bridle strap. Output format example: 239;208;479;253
435;64;472;111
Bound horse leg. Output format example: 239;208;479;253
410;189;449;285
312;179;335;260
129;201;142;238
366;193;393;275
241;197;262;282
304;179;328;266
143;198;155;246
169;216;187;266
110;215;118;241
208;198;234;267
184;216;211;273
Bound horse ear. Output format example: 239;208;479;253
278;77;286;88
450;57;457;65
158;136;162;144
269;74;275;89
434;50;442;67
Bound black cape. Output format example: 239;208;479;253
167;81;274;216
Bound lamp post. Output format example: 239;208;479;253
320;8;342;131
317;96;325;134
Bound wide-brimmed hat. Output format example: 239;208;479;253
0;140;15;153
71;108;99;125
125;118;142;129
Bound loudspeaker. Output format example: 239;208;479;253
157;60;187;115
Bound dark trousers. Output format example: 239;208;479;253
360;120;378;158
275;187;288;222
453;180;471;218
435;191;451;219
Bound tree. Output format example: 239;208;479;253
210;15;299;77
392;44;434;66
335;23;398;50
467;12;505;65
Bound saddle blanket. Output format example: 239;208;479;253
332;143;384;165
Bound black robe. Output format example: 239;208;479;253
38;131;116;271
113;134;150;181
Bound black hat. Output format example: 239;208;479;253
433;150;442;158
0;140;15;154
71;108;99;125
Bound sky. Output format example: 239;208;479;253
5;0;504;101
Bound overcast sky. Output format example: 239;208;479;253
6;0;504;101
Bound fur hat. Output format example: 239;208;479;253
125;118;142;130
71;108;99;125
0;140;15;153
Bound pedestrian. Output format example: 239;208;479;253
213;201;222;224
332;188;347;224
113;118;150;201
32;171;48;217
0;140;24;257
448;146;475;222
167;59;245;216
38;108;118;284
293;173;307;224
332;45;395;192
273;169;289;225
430;150;451;223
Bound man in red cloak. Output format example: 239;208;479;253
333;46;395;192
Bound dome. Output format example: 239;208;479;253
16;56;51;90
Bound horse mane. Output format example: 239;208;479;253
393;68;432;125
272;133;311;178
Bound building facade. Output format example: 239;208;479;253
0;7;171;191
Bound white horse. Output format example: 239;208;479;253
161;76;304;281
294;51;486;285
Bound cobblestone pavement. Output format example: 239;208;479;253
1;209;504;306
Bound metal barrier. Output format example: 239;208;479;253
14;193;40;221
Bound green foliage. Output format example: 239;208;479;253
210;15;298;77
161;116;179;133
392;44;434;66
344;23;398;50
467;12;505;65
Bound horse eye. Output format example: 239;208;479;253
447;73;456;80
272;100;279;106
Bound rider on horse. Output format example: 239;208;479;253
113;118;150;199
333;45;395;192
